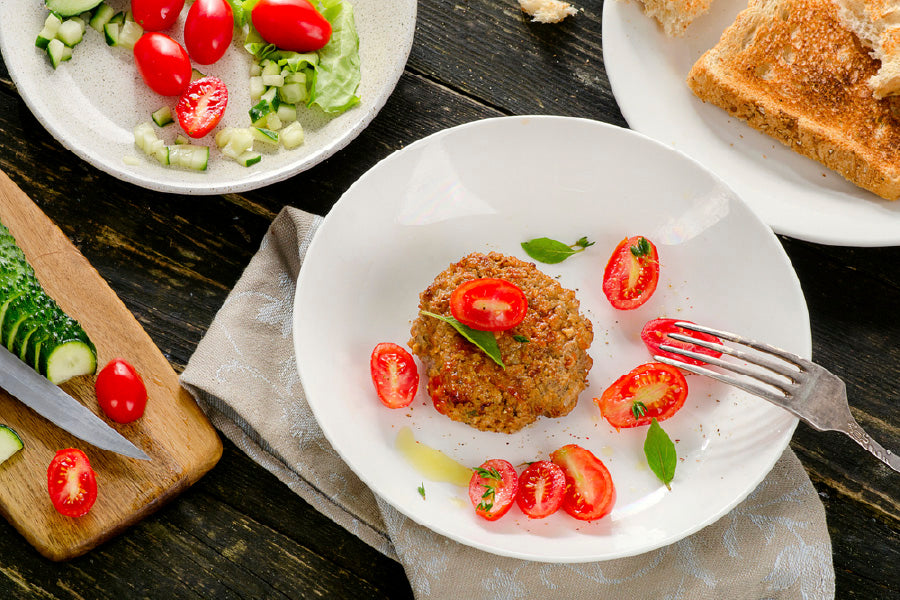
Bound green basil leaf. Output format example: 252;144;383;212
644;418;677;490
521;237;579;264
420;311;504;368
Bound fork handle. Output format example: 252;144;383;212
845;419;900;473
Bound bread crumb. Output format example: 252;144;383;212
519;0;578;23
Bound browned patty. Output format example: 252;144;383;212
408;252;593;433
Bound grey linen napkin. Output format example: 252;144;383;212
181;206;836;599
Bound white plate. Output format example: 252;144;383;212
0;0;415;195
602;0;900;246
293;116;810;562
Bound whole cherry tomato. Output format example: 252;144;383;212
370;343;419;408
47;448;98;518
640;318;723;367
183;0;234;65
602;236;660;310
251;0;332;53
176;76;229;138
131;0;185;31
550;444;616;522
95;358;148;424
133;32;192;96
468;459;518;521
595;362;688;430
449;278;528;332
515;460;565;519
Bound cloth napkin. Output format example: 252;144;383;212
181;206;836;599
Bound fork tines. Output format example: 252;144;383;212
653;322;807;406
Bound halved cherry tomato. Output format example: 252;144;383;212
176;76;229;138
96;358;148;424
47;448;98;518
183;0;234;65
550;444;616;521
370;343;419;408
251;0;332;53
595;362;688;429
640;318;723;367
515;460;565;519
602;236;660;310
133;32;192;96
468;459;518;521
449;278;528;332
131;0;185;31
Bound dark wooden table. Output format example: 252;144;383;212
0;1;897;598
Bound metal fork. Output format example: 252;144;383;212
653;322;899;474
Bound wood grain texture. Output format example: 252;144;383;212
0;171;222;561
0;0;897;597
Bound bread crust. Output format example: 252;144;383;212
687;0;900;200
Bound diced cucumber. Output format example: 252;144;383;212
0;425;23;465
44;0;103;18
174;134;190;145
280;121;305;149
46;38;73;69
249;76;266;101
107;11;125;25
35;13;62;49
118;21;143;49
251;127;279;145
133;121;157;153
278;82;306;105
237;151;262;167
169;145;209;170
262;74;285;87
89;3;115;31
249;62;262;77
276;103;297;124
104;21;119;46
152;106;174;127
265;112;283;131
261;87;278;104
57;19;85;47
249;98;272;123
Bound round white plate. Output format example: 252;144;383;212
0;0;415;195
602;0;900;246
294;116;810;562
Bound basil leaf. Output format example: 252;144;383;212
521;236;594;264
644;418;677;490
420;311;505;368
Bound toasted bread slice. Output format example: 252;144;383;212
833;0;900;98
687;0;900;200
630;0;714;36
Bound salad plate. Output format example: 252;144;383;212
0;0;415;195
602;0;900;247
293;116;810;562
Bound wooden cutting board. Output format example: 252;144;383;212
0;170;222;561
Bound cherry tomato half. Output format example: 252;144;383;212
550;444;616;521
595;362;688;429
95;358;148;424
602;236;660;310
515;460;565;519
640;318;723;367
184;0;234;65
468;459;518;521
449;278;528;332
131;0;185;31
133;32;192;96
176;76;229;138
251;0;332;53
370;343;419;409
47;448;98;518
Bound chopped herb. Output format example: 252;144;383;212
644;418;677;490
521;236;594;264
631;401;648;420
513;334;530;343
417;483;426;500
630;236;652;258
421;311;504;368
474;467;501;512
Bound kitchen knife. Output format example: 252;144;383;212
0;346;150;460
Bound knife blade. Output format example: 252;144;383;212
0;346;150;460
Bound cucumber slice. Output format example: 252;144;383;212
0;425;23;465
45;0;104;18
152;106;174;127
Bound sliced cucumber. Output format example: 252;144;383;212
0;425;24;465
152;106;174;127
45;0;103;18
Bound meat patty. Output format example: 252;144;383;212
408;252;593;433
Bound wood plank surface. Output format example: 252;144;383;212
0;0;897;597
0;171;222;561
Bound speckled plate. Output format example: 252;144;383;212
294;116;811;562
0;0;415;194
